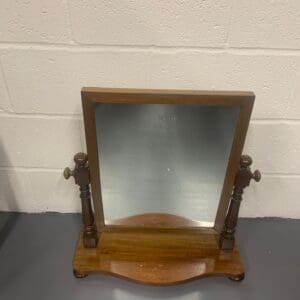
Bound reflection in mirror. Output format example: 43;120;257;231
95;103;239;227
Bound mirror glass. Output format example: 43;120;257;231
95;103;239;226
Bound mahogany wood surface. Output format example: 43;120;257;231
64;153;98;247
220;155;261;250
105;213;213;228
73;226;244;285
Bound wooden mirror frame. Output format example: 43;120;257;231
65;87;260;284
82;87;254;232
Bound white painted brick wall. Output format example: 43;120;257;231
0;0;71;43
69;1;231;46
0;1;299;218
230;1;300;49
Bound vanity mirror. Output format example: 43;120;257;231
64;88;260;285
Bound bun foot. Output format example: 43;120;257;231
73;269;88;278
228;273;245;282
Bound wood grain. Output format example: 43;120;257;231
73;227;244;285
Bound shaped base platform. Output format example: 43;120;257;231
73;227;244;285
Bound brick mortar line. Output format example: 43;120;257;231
64;0;77;45
1;42;300;56
0;111;82;120
0;166;300;178
261;173;300;178
0;111;299;124
0;166;63;172
224;0;234;49
0;58;14;112
251;119;300;125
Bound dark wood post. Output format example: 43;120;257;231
64;152;98;248
220;155;261;251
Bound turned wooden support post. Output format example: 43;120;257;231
220;155;261;251
64;153;98;248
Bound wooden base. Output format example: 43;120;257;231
73;227;244;285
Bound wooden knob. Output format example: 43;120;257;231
74;152;88;166
252;170;261;182
240;155;252;168
63;167;74;179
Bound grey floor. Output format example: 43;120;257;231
0;213;299;300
